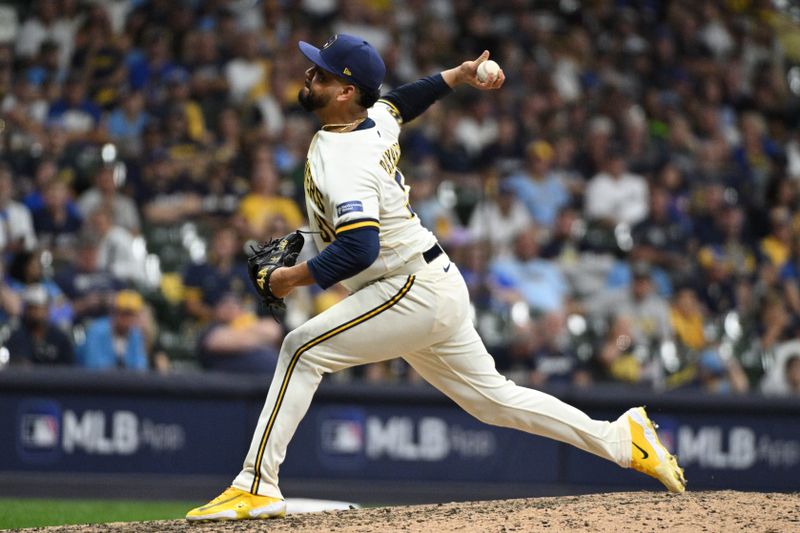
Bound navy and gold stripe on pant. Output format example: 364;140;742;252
249;275;416;494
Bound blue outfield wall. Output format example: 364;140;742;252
1;368;799;495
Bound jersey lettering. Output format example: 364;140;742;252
379;142;401;176
304;160;325;213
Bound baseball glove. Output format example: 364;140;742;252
247;230;305;317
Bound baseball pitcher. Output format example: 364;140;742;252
187;34;685;521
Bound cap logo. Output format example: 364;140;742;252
343;67;352;76
322;34;338;50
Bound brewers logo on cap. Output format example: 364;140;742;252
322;34;338;50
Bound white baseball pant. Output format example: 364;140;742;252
233;253;632;498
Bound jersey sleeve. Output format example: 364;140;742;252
328;166;382;237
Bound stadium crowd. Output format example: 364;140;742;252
1;0;800;396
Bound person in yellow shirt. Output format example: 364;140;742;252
237;162;304;238
759;207;792;268
670;285;706;351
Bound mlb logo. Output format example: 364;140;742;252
16;399;63;463
321;419;364;455
21;414;59;449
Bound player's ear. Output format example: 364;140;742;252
336;84;356;103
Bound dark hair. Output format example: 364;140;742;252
8;251;36;283
357;86;381;109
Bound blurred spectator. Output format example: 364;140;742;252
46;73;104;144
409;163;463;245
0;261;22;323
182;226;251;323
53;236;124;323
187;29;229;123
139;151;204;224
127;28;177;96
478;115;525;176
528;314;579;387
32;179;82;253
468;179;532;257
77;165;141;234
670;286;707;351
197;292;281;374
589;262;673;351
490;228;568;316
505;140;569;229
71;5;125;110
76;290;148;371
758;207;792;268
761;340;800;396
584;147;649;226
1;75;49;153
631;186;693;279
237;162;303;239
160;67;207;144
5;284;74;366
731;111;782;207
106;89;149;157
684;349;749;394
16;0;77;68
7;250;73;329
540;207;582;264
585;316;644;385
213;107;246;170
225;32;269;105
454;97;499;158
82;206;146;286
139;302;171;374
0;166;37;254
696;205;756;314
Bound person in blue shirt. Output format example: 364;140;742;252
504;140;569;229
76;290;148;371
182;226;253;323
46;74;102;142
490;228;569;315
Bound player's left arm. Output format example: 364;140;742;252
269;174;382;297
379;50;504;124
267;227;379;297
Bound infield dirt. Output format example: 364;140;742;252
15;490;800;532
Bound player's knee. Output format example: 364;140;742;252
279;329;304;358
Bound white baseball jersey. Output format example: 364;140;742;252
303;101;437;292
233;99;634;501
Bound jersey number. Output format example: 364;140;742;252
314;213;333;243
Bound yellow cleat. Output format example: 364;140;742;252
621;407;687;493
186;486;286;521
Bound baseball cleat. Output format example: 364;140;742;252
185;486;286;521
621;407;687;493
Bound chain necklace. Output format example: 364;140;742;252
320;117;366;133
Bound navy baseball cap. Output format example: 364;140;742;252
298;34;385;92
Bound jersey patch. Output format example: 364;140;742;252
336;200;364;217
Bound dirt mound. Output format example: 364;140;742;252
18;491;800;533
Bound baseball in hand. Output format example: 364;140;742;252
477;60;500;82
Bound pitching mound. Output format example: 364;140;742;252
23;491;800;533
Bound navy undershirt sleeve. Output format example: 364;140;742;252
307;226;380;289
380;74;452;123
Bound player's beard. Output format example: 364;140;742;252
298;86;329;112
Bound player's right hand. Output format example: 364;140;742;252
460;50;505;90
